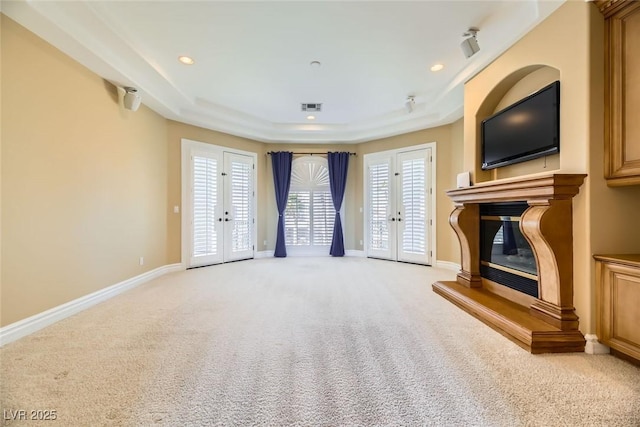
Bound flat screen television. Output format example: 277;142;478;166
481;80;560;170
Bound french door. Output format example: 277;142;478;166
182;140;256;268
365;146;433;265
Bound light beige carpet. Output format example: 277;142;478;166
1;257;639;426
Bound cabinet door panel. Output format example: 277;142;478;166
597;260;640;360
623;9;640;162
604;1;640;185
612;273;640;346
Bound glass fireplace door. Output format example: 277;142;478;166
479;203;539;298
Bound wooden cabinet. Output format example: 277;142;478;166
598;0;640;186
594;255;640;361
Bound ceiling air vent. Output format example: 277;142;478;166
301;103;322;112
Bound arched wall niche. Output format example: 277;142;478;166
474;65;561;182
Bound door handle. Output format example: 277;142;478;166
218;218;222;222
225;218;234;222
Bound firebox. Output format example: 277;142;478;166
479;202;538;298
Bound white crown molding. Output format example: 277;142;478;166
0;263;184;347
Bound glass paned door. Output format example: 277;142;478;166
366;155;394;260
223;152;254;262
184;140;255;268
190;151;223;267
397;149;430;264
365;147;432;265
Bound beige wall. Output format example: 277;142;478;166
445;118;464;264
462;1;640;334
1;16;169;326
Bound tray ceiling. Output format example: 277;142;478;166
3;0;565;143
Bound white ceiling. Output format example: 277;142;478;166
3;0;565;144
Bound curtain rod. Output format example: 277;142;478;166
267;151;356;156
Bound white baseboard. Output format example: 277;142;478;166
584;334;610;354
256;250;365;258
0;263;184;347
255;251;272;259
345;250;365;257
435;260;461;271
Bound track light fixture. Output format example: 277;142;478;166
460;27;480;58
405;96;416;114
123;87;141;111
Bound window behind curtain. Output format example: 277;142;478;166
285;157;335;249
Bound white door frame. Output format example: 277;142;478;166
181;139;258;268
363;142;437;265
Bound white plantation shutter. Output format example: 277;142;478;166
401;158;426;254
368;162;390;251
285;157;335;252
192;155;218;258
494;226;504;245
312;191;334;246
230;160;252;252
285;191;311;246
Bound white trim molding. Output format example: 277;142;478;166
345;250;366;257
256;251;364;258
584;334;610;355
0;263;183;347
436;260;462;271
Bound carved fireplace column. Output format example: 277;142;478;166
449;203;482;288
521;198;580;330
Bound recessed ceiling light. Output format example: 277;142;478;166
307;115;316;120
310;61;321;67
178;56;195;65
430;63;444;72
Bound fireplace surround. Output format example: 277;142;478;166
433;173;587;353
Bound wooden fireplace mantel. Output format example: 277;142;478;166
433;173;587;353
445;173;587;204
